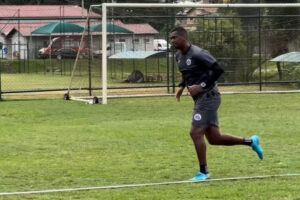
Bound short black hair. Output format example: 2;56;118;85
171;26;188;38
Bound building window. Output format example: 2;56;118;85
109;39;114;43
43;41;48;47
119;39;125;42
134;39;139;44
64;39;79;48
144;39;150;44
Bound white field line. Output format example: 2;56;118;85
0;174;299;196
69;90;300;104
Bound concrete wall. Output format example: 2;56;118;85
101;34;157;52
10;32;27;59
89;34;158;57
0;34;5;59
0;34;10;59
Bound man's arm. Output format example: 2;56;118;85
188;62;224;96
178;73;186;88
194;49;224;90
176;74;185;102
201;62;224;89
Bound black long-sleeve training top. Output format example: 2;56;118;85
176;45;224;91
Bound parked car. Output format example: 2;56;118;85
53;48;78;60
38;36;88;59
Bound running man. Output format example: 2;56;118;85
170;26;263;181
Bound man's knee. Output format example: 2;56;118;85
190;127;205;140
206;127;221;145
190;131;199;141
206;137;219;145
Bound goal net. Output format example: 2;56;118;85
67;2;300;104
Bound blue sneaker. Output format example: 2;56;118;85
190;172;210;181
251;135;263;160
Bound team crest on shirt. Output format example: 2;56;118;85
186;58;192;66
194;113;202;121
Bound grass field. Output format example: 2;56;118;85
0;94;300;199
2;58;300;98
1;72;300;100
0;57;170;91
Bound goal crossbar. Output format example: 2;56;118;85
93;2;300;104
95;3;300;9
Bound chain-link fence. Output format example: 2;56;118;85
1;4;300;100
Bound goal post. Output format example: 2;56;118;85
102;4;108;104
97;3;300;8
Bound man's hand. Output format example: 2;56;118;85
175;87;184;102
188;84;204;97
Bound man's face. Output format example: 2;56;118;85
170;31;186;49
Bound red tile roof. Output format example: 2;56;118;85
0;22;50;36
113;20;159;35
71;20;158;35
0;21;158;37
0;5;90;18
0;24;15;36
0;6;158;36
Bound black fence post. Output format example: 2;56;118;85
171;48;175;94
88;17;92;97
166;24;170;93
18;9;21;73
27;42;29;73
171;2;175;94
0;58;2;101
258;1;262;91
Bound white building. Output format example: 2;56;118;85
0;5;159;59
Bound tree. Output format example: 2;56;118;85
106;0;177;31
262;0;300;80
263;0;300;57
220;0;300;81
189;12;251;82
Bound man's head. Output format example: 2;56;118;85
170;26;188;50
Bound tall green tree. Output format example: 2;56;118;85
189;13;252;82
262;0;300;80
263;0;300;57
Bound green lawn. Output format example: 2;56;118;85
2;58;300;95
0;94;300;199
1;73;299;96
0;58;172;93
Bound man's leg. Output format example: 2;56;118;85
190;126;210;180
205;126;245;146
190;126;207;169
205;126;263;159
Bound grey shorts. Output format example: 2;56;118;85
192;87;221;128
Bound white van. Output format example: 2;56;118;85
93;42;126;57
153;39;169;51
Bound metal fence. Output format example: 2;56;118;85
1;5;300;100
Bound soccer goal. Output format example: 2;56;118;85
67;2;300;104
